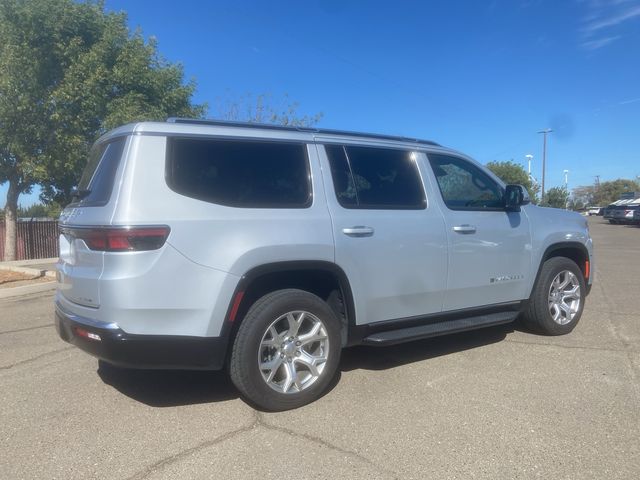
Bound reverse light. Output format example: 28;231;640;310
61;226;170;252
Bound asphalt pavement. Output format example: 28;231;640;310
1;218;638;479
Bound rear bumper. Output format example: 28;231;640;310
54;303;228;370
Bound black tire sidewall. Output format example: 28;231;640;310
230;289;342;411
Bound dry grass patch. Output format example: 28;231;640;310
0;270;53;289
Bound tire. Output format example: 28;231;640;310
229;289;342;411
521;257;586;335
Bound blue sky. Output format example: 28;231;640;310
4;0;640;207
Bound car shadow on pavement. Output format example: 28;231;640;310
97;361;238;407
340;323;515;372
96;322;518;408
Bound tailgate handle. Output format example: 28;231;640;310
342;226;374;237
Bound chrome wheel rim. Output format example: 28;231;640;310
258;310;329;394
548;270;581;325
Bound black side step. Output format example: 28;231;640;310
362;311;518;346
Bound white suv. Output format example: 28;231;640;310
55;119;594;410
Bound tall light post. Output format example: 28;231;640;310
538;129;553;202
563;169;569;209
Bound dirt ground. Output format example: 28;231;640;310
0;270;52;289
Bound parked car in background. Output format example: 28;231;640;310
603;203;617;221
607;203;628;224
587;207;602;216
612;201;640;224
633;208;640;225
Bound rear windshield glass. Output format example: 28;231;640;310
75;137;127;206
166;137;311;208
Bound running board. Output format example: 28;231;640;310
362;311;518;346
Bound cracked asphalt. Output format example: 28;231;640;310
1;218;639;479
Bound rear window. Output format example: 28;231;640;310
325;145;426;209
166;138;311;208
75;137;127;206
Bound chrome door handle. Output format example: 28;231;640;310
452;224;476;234
342;226;375;237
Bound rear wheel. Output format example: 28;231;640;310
229;289;341;411
522;257;586;335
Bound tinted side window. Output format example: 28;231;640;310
167;138;311;208
76;137;127;206
325;145;425;209
428;154;504;210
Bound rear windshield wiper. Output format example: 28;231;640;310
71;188;91;201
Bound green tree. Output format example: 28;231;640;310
571;179;640;207
485;161;540;203
594;179;639;205
0;0;205;260
17;204;48;218
541;186;569;209
17;203;61;218
567;197;585;211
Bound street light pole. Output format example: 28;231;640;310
538;129;553;202
563;169;569;209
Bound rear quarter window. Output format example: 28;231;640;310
74;137;127;207
166;138;312;208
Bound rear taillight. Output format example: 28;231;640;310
62;226;170;252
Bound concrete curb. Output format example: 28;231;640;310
0;281;57;300
0;258;57;278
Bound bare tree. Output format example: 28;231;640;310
214;92;323;127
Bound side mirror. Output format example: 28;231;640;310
504;184;530;212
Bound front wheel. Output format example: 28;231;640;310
229;289;342;411
521;257;586;335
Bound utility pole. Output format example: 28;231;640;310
538;129;553;202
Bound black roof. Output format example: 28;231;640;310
166;118;440;147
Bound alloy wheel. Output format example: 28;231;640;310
547;270;581;325
258;310;329;394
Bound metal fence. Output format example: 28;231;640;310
0;219;59;261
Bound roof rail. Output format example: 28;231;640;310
166;118;440;146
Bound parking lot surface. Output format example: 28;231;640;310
1;218;639;479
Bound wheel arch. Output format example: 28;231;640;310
530;242;591;298
222;261;356;348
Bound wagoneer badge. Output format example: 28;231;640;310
490;274;524;283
